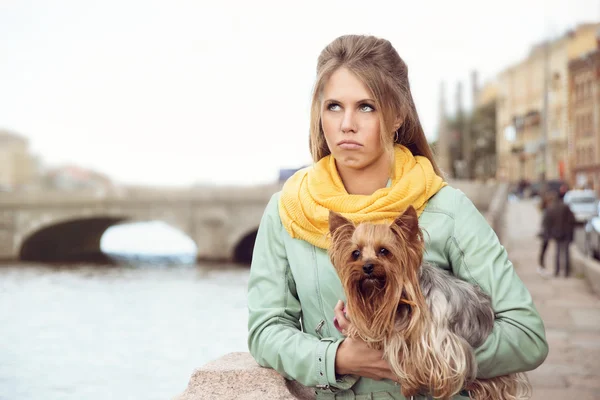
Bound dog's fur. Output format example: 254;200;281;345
328;206;531;400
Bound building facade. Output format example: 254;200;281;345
0;130;39;191
496;23;600;184
569;36;600;190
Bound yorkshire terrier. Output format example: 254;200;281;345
328;206;531;400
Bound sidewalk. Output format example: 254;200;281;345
505;198;600;400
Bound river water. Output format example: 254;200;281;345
0;262;251;400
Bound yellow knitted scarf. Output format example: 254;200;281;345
279;145;446;249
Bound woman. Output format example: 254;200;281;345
247;35;548;399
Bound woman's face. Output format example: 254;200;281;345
320;67;386;172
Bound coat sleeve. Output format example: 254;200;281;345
542;208;551;236
247;193;357;391
447;190;549;378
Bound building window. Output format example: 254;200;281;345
584;148;588;165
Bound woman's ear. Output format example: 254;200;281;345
393;116;404;132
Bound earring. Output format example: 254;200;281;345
394;130;399;143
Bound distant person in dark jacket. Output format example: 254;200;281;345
537;192;553;277
543;190;576;277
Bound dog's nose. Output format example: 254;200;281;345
362;263;374;274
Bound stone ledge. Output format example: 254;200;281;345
175;352;314;400
571;245;600;296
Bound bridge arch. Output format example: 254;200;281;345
17;211;198;263
19;216;128;263
232;228;258;265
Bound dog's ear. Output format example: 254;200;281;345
392;205;420;240
329;210;354;236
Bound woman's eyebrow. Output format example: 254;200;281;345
323;98;376;103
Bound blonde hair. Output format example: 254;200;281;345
309;34;442;176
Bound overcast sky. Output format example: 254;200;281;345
1;0;599;187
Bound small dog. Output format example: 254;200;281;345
328;206;531;400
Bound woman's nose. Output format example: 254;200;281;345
341;110;357;133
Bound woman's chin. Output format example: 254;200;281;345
334;155;369;170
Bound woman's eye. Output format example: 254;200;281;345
379;248;389;256
327;103;341;111
359;104;374;112
351;250;361;260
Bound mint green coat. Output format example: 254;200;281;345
247;186;548;399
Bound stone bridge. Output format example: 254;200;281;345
0;184;282;264
0;180;498;264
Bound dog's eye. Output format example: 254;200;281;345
379;248;389;256
351;250;361;260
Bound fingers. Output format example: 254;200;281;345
356;366;397;382
383;370;399;382
362;367;397;382
334;300;351;332
334;299;344;313
360;373;383;381
338;335;398;382
381;360;399;382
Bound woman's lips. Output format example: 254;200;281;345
338;141;362;150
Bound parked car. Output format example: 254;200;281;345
563;189;598;225
585;216;600;259
524;179;568;198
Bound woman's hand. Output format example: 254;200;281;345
333;300;398;382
